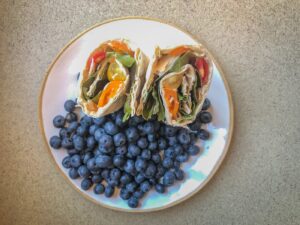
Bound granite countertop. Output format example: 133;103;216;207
0;0;299;224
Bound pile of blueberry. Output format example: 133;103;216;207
49;99;212;208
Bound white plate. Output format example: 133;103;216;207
39;17;234;212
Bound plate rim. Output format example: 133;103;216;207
38;16;234;213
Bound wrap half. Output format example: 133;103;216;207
137;45;213;127
78;39;148;118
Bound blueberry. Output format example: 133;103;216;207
164;125;178;137
86;136;96;149
62;156;71;168
86;158;96;171
155;184;165;193
199;111;212;124
126;152;134;159
115;112;126;127
83;152;94;164
163;171;175;186
128;116;143;126
126;182;138;193
64;100;76;112
164;147;176;159
98;145;114;154
141;149;151;160
110;168;121;180
140;180;151;193
104;121;119;135
95;155;112;168
78;165;91;178
120;188;131;200
59;128;69;139
53;115;65;128
197;129;210;140
61;137;73;149
68;168;79;179
125;127;139;142
176;152;189;162
113;155;125;167
174;168;184;180
143;122;155;134
128;144;141;157
147;134;156;142
101;169;110;179
158;138;167;150
137;137;148;149
49;136;61;149
187;145;200;155
137;124;144;131
174;145;183;155
151;153;161;164
67;121;78;133
115;145;127;155
70;154;82;168
93;117;106;126
113;133;126;147
99;134;113;148
188;120;202;131
92;174;103;183
80;115;93;127
190;133;197;144
144;163;156;178
73;136;85;151
155;165;165;179
104;185;115;198
89;125;99;135
133;190;144;199
76;125;88;136
162;157;174;169
148;142;158;151
124;160;135;174
167;136;178;146
202;98;211;111
135;158;147;172
65;112;77;123
94;183;105;194
94;128;105;141
107;177;119;187
120;173;132;185
128;197;139;208
135;173;146;184
177;129;191;145
81;178;92;190
154;121;161;132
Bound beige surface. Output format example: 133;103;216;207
0;0;299;225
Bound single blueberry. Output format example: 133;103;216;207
112;155;125;168
98;145;114;154
92;174;103;184
115;112;127;128
174;168;184;180
113;132;126;147
80;115;93;127
104;185;115;197
81;178;92;190
101;169;110;180
134;173;146;184
89;124;99;135
202;98;211;111
143;122;155;134
125;127;139;142
135;158;147;172
73;136;85;151
107;177;119;187
164;125;178;137
93;117;106;126
187;145;200;155
86;136;96;149
95;155;112;168
158;138;167;150
59;128;69;138
148;142;158;151
78;165;91;178
126;182;138;193
133;190;144;199
177;129;191;145
163;171;175;186
147;134;156;142
64;100;76;112
155;184;165;193
62;156;71;168
162;157;174;169
128;144;141;157
104;121;119;135
151;153;161;164
65;112;77;123
144;162;156;178
188;120;202;131
140;180;151;193
120;188;131;200
137;124;144;131
164;147;176;159
67;121;78;133
174;145;183;155
173;160;181;169
86;158;96;171
115;145;127;155
76;125;88;136
68;168;79;179
98;134;113;148
110;168;121;180
137;137;148;149
176;152;189;163
155;165;166;179
83;152;94;164
128;197;139;208
168;136;178;146
197;129;210;140
53;115;65;128
70;154;82;168
94;128;106;141
94;183;105;194
141;149;151;160
124;160;135;174
120;173;132;185
199;111;212;124
49;136;61;149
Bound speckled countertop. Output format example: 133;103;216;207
0;0;299;225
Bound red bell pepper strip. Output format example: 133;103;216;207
195;58;209;86
86;50;106;71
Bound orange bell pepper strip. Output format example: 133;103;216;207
169;46;190;56
107;40;134;57
98;81;124;107
163;87;179;119
195;58;209;85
